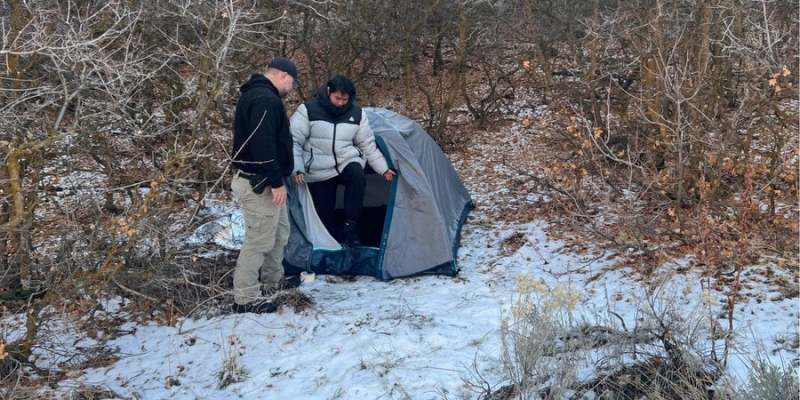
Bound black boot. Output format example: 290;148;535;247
262;275;302;296
231;300;278;314
343;220;362;247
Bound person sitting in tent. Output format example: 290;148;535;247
291;75;396;247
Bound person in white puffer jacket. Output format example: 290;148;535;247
291;75;396;247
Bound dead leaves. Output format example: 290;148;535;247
768;66;793;94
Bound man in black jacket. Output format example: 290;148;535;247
230;57;301;314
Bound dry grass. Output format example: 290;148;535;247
270;290;315;314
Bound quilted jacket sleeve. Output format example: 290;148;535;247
354;111;389;174
290;104;310;175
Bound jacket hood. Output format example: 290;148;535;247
316;83;354;117
240;73;278;95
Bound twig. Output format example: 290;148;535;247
112;277;158;303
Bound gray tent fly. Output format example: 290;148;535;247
282;107;474;280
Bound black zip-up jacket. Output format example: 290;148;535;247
232;74;294;189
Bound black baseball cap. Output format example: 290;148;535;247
268;57;302;88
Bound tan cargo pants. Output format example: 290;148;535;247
231;173;289;305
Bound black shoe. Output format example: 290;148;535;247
279;275;302;290
232;300;278;314
262;275;302;296
343;220;362;247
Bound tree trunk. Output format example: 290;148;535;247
522;0;553;88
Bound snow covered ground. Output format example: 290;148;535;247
3;98;797;399
4;202;796;399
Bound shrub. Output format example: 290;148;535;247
499;275;583;399
738;357;799;400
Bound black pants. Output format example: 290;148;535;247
308;162;365;233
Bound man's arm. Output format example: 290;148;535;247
354;112;390;176
248;97;283;188
290;104;311;178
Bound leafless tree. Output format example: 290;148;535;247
550;0;797;268
0;0;296;365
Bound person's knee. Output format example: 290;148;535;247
342;162;365;183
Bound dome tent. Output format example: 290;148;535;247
282;107;473;280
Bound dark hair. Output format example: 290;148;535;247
326;75;356;98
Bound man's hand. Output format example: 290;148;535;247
294;172;305;185
383;169;396;181
271;185;287;205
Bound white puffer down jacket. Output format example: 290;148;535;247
290;97;389;183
